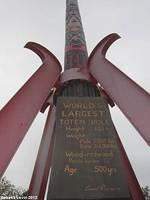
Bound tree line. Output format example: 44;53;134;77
0;177;150;199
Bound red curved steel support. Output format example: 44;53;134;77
0;42;62;177
88;33;150;145
28;106;56;199
114;126;145;199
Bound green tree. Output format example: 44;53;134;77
0;177;27;198
142;186;150;200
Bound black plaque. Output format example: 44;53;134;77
48;97;130;199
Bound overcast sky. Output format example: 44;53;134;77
0;0;150;193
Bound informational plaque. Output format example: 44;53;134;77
48;97;130;199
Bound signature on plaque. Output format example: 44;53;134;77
84;184;121;192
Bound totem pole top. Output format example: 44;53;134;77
64;0;88;70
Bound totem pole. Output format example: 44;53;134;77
0;0;149;199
